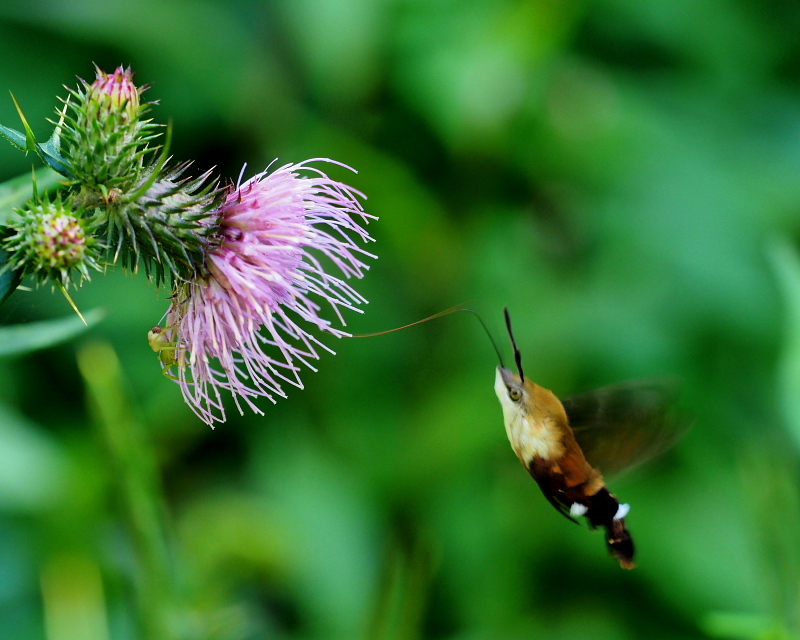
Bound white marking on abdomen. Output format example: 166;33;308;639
569;503;588;517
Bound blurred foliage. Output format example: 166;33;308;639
0;309;103;358
0;0;800;638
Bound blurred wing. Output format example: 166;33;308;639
561;379;691;477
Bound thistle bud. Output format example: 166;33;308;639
58;66;154;190
87;66;140;122
1;198;102;289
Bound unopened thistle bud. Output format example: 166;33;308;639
89;66;140;119
1;198;102;289
58;65;155;189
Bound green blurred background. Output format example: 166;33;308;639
0;0;799;638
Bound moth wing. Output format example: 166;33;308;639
561;379;690;477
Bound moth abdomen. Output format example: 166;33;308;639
527;454;636;569
584;487;635;569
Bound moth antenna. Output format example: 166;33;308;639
504;307;524;380
461;308;504;367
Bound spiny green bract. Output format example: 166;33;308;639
77;163;223;283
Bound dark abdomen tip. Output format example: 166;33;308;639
608;519;635;569
586;488;636;569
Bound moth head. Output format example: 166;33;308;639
495;366;527;412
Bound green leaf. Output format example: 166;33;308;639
0;123;27;151
5;94;75;179
0;167;63;225
0;308;105;358
0;249;21;305
37;128;74;179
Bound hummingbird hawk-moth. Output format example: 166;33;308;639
356;305;688;569
495;309;688;569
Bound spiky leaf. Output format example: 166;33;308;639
0;123;74;179
36;129;74;179
0;124;27;151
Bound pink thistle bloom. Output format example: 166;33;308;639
156;160;375;426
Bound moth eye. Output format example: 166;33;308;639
508;387;522;402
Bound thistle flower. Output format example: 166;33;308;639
152;160;375;425
1;198;102;289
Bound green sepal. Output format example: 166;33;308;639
127;121;173;201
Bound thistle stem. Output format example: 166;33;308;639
77;341;180;640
